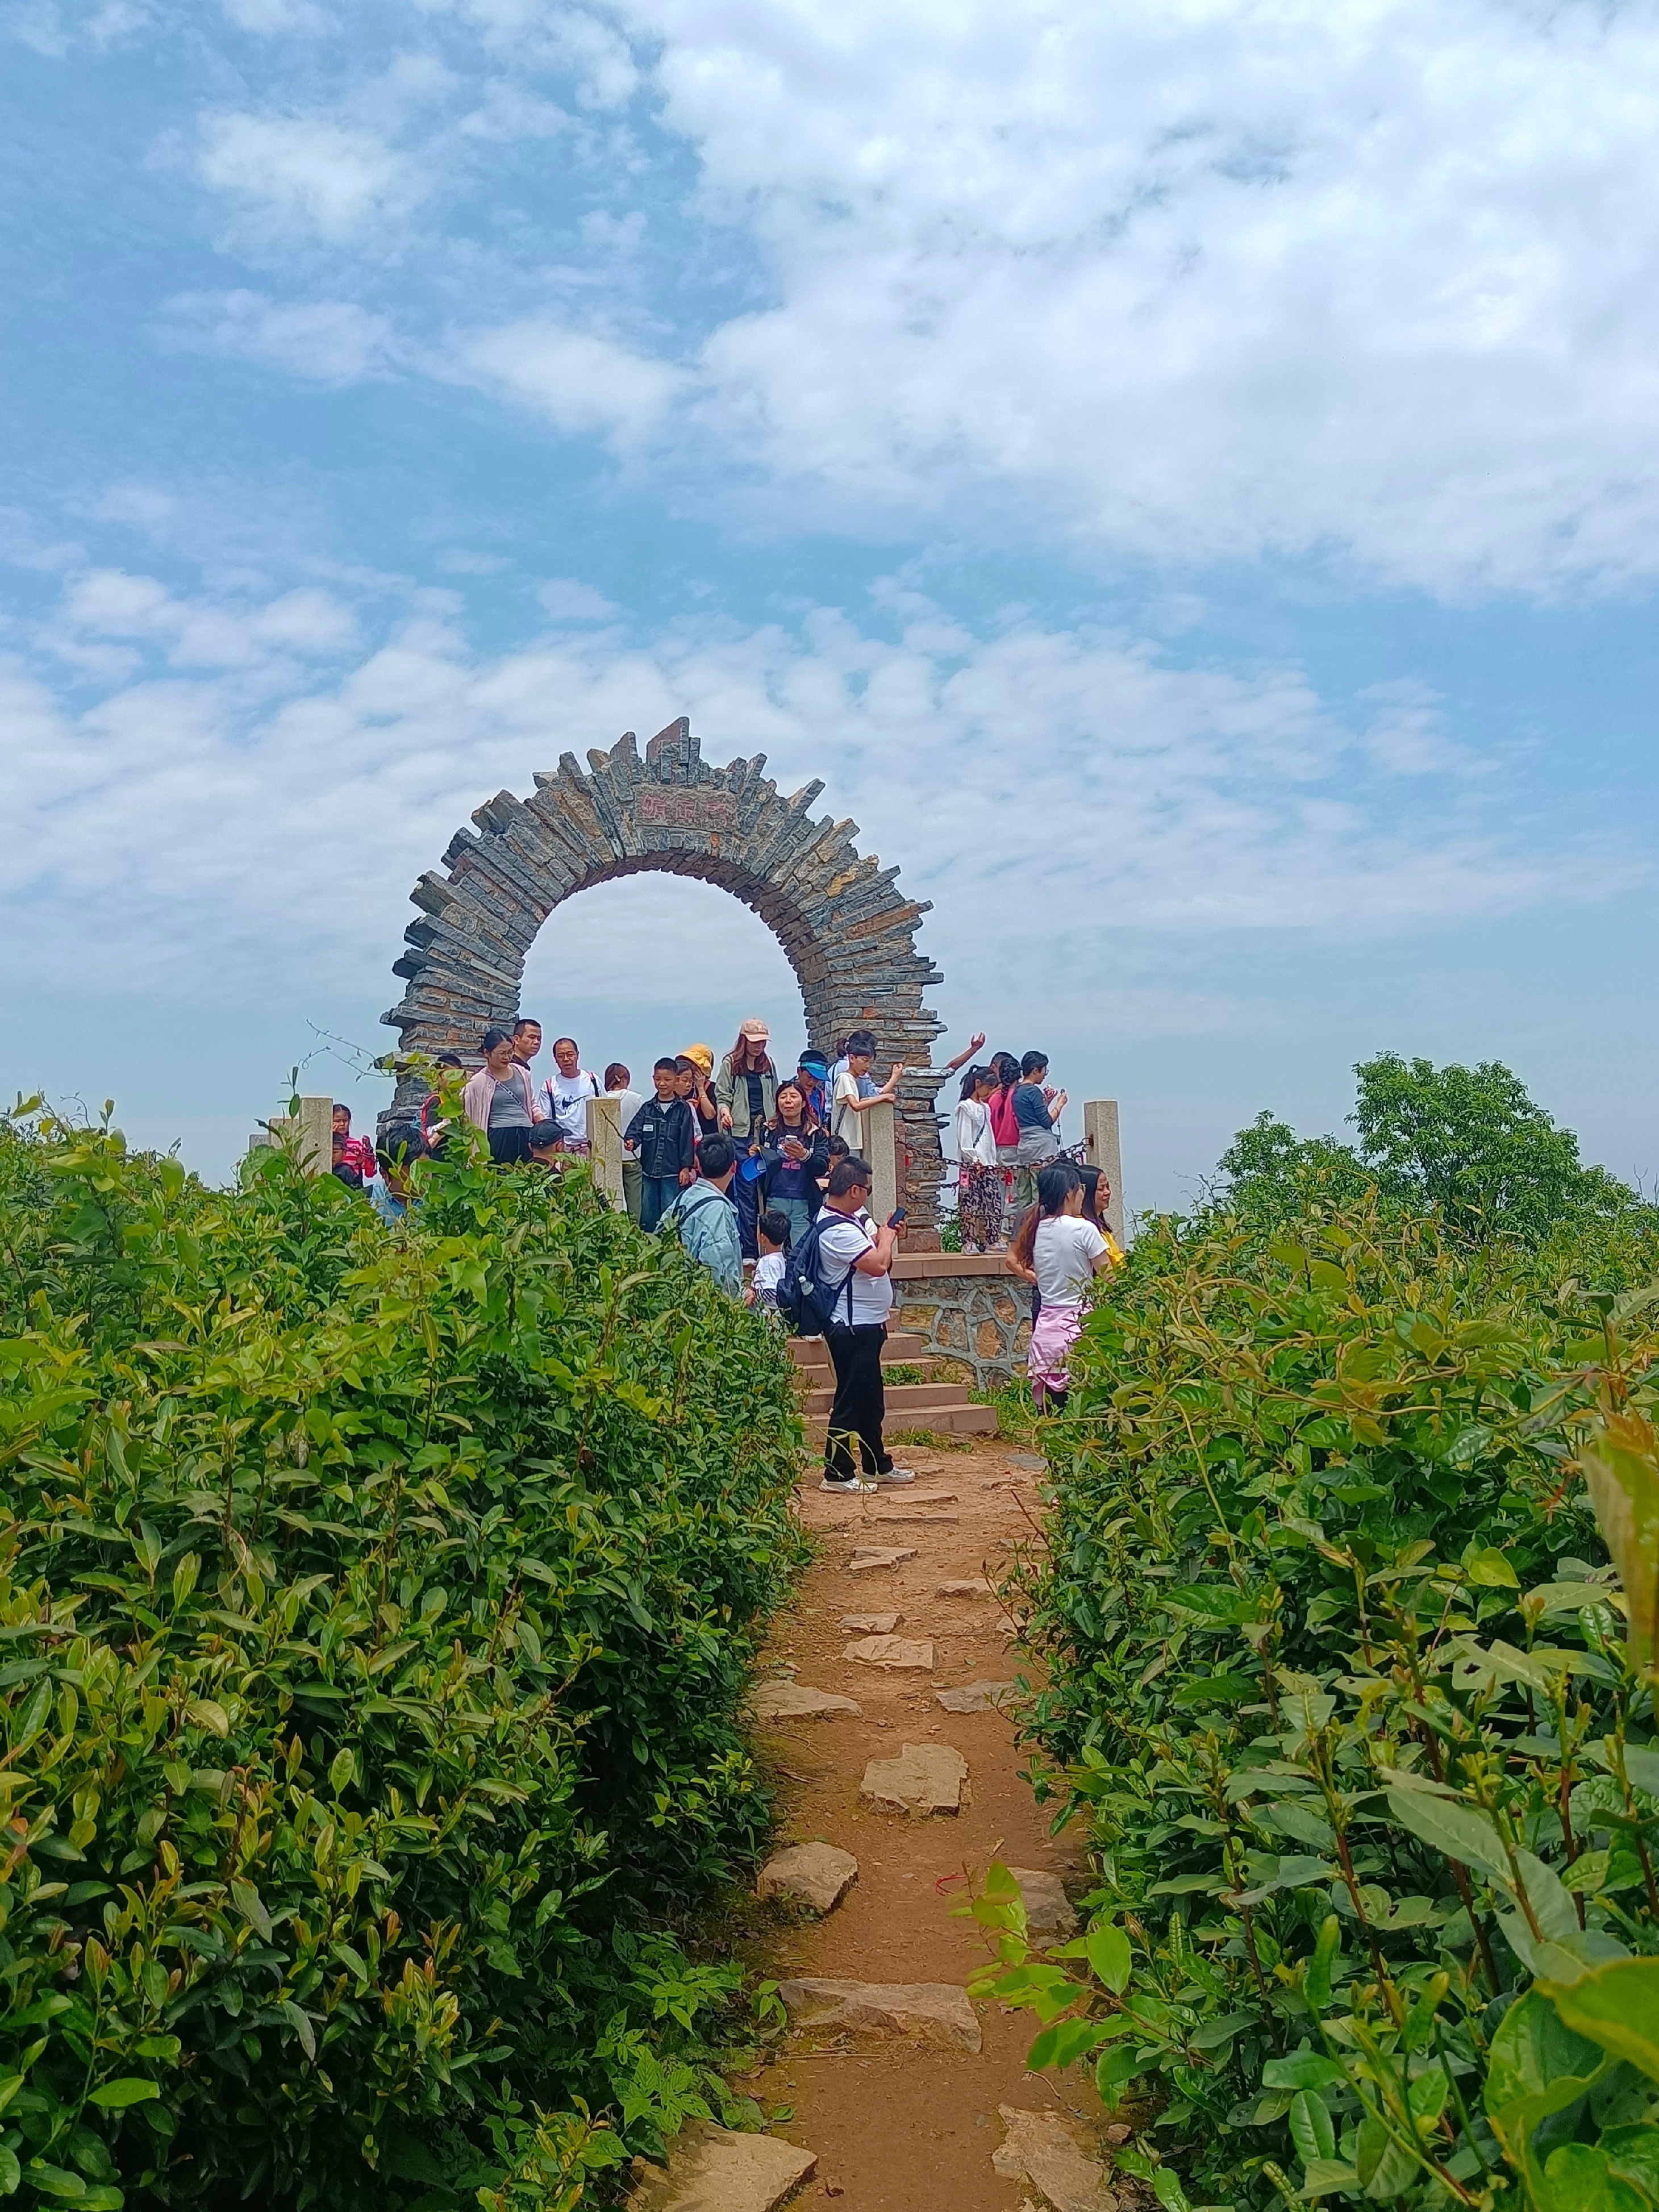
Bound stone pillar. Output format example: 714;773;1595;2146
1082;1101;1124;1245
295;1095;333;1178
586;1094;624;1209
862;1099;900;1226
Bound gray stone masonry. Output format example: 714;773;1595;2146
381;716;951;1228
890;1253;1032;1392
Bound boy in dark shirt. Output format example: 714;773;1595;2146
626;1058;697;1231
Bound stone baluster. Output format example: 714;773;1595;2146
1081;1101;1124;1245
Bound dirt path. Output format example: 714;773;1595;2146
737;1435;1108;2211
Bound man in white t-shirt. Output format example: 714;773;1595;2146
541;1035;601;1149
815;1155;915;1493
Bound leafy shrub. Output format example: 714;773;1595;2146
989;1199;1659;2212
0;1106;803;2209
1216;1056;1652;1247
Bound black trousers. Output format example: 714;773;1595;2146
824;1323;890;1481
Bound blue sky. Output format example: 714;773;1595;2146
3;0;1657;1211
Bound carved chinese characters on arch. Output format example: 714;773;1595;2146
383;716;949;1227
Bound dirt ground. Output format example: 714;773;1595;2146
741;1433;1106;2210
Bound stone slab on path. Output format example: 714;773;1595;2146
860;1743;968;1815
752;1682;862;1721
839;1611;899;1634
777;1977;981;2053
992;2107;1116;2212
863;1511;960;1527
937;1577;994;1598
757;1843;858;1915
1010;1868;1079;1936
935;1680;1019;1714
846;1547;918;1574
630;2122;817;2212
843;1635;935;1671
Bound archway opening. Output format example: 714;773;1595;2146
516;870;810;1095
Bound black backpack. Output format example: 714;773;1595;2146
776;1211;858;1337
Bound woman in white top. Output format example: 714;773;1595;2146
1010;1159;1121;1413
953;1064;1003;1251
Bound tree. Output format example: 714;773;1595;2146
1214;1055;1636;1244
1350;1051;1628;1241
1212;1110;1376;1224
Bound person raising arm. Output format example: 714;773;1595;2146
830;1028;904;1147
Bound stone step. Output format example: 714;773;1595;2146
807;1401;997;1438
802;1379;967;1414
789;1330;929;1369
776;1977;981;2052
630;2122;817;2212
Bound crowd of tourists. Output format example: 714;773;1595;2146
322;1013;1120;1488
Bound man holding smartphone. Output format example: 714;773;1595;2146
815;1155;916;1493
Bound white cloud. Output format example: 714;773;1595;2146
219;0;332;32
539;577;620;620
159;291;400;382
6;0;146;54
55;568;359;669
605;0;1659;595
463;320;685;443
195;112;420;237
0;568;1632;1024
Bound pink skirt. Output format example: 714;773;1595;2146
1027;1301;1083;1395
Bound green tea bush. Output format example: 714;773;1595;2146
0;1105;804;2210
982;1199;1659;2212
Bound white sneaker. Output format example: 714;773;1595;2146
820;1475;873;1493
873;1466;915;1484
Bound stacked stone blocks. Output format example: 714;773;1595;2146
383;717;951;1226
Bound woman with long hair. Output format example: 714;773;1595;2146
987;1049;1022;1209
1016;1159;1119;1413
953;1064;1003;1251
760;1079;829;1245
715;1019;780;1259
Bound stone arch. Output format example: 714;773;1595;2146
382;716;949;1226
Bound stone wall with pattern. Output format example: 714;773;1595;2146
382;716;953;1226
891;1255;1032;1392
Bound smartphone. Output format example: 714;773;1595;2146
886;1207;908;1228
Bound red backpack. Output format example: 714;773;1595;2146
988;1085;1019;1147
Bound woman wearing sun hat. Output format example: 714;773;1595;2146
715;1019;780;1259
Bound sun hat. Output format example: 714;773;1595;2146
679;1043;715;1075
797;1052;828;1076
739;1017;770;1042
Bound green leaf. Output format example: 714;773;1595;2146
1304;1915;1340;2011
1464;1546;1519;1588
1084;1923;1132;1996
229;1878;272;1940
26;2165;88;2200
0;2147;17;2197
1485;1988;1615;2199
1544;2143;1649;2212
329;1747;355;1795
1546;1957;1659;2088
1356;2116;1418;2201
1579;1414;1659;1669
1298;2160;1361;2200
1384;1788;1511;1880
1027;2018;1099;2072
88;2079;159;2109
1604;2129;1659;2201
1290;2089;1337;2166
1264;2050;1346;2093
